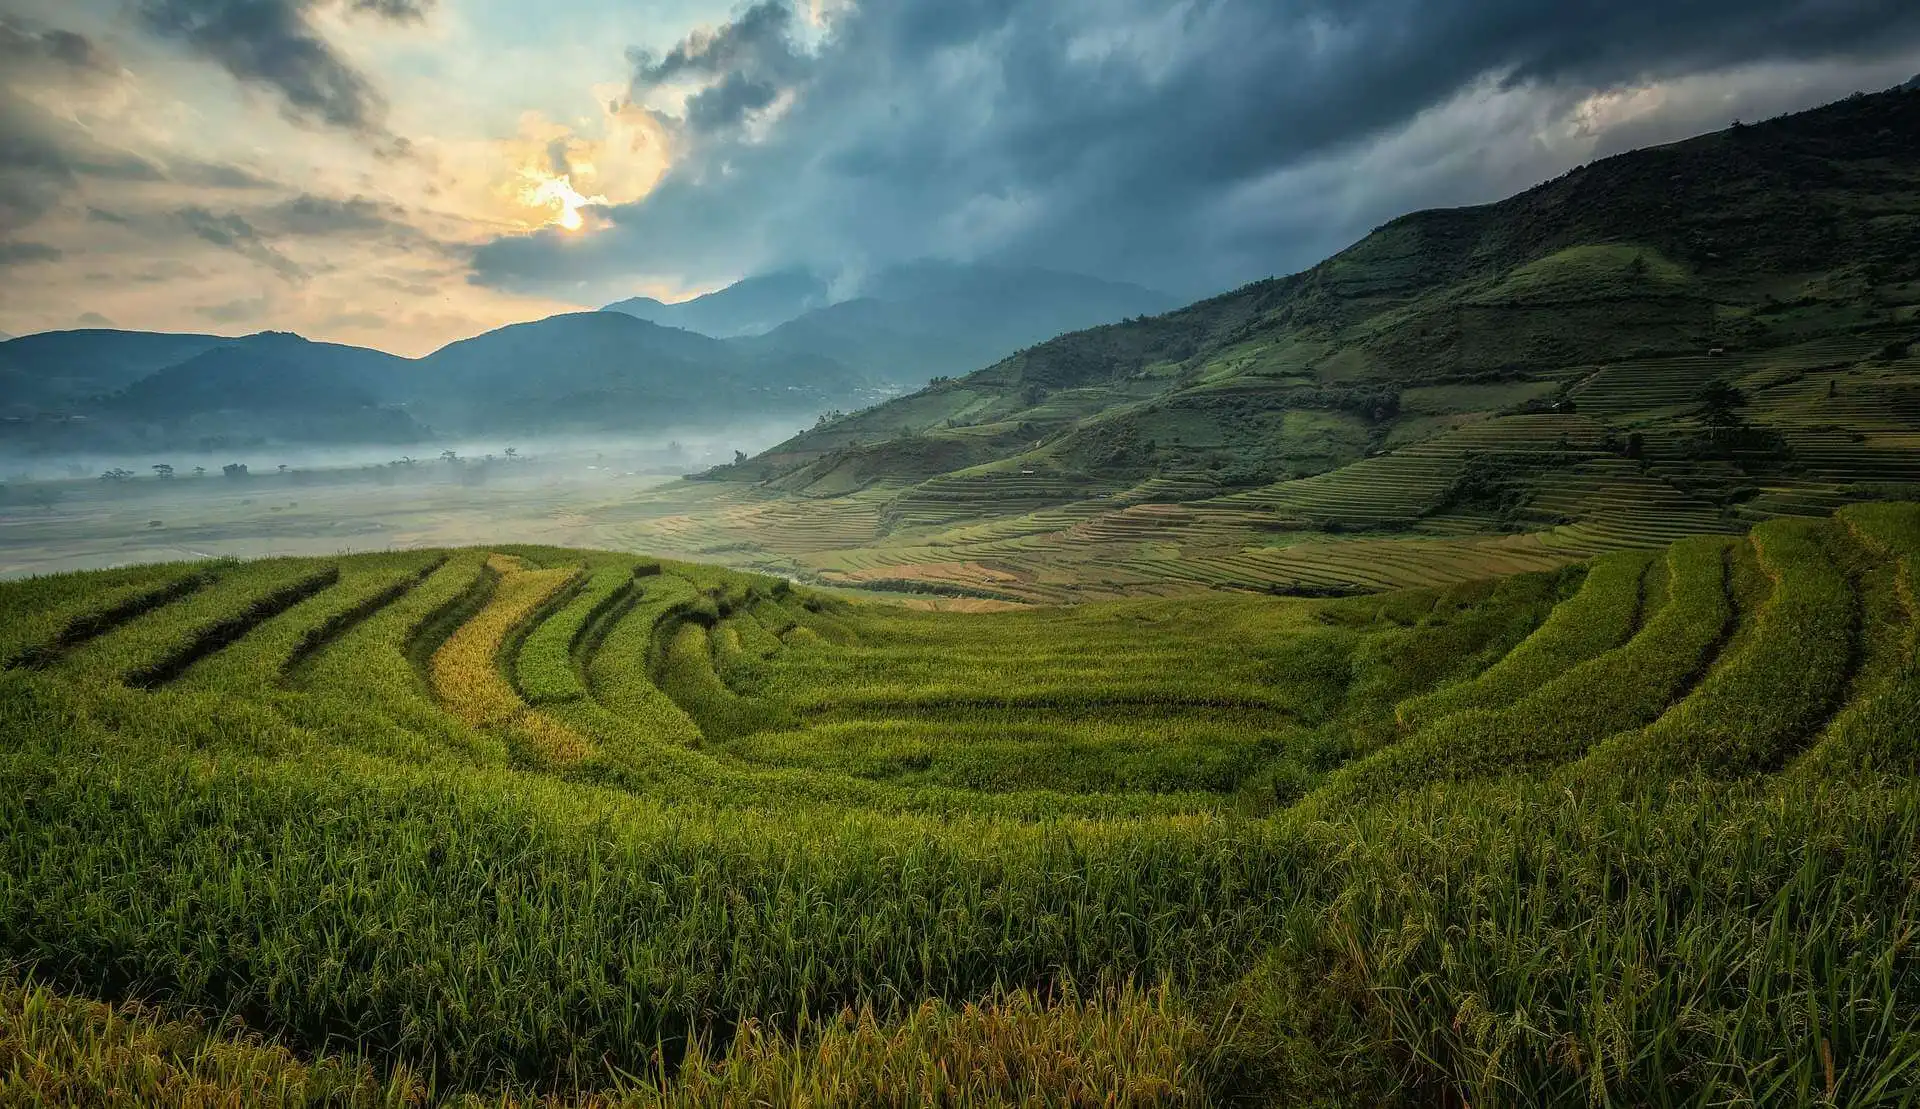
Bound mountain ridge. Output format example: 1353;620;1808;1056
631;82;1920;601
2;261;1172;451
603;267;830;338
0;314;876;452
721;83;1920;489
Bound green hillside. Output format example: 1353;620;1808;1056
1;503;1916;1104
654;86;1920;602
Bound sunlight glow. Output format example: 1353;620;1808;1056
520;170;608;232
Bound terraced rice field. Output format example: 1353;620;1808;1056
573;337;1920;606
0;503;1916;1104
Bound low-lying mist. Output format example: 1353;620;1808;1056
0;419;806;485
0;420;806;579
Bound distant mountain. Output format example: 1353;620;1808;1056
114;332;409;415
737;262;1174;386
605;262;1175;387
0;311;883;453
412;311;862;434
0;329;224;413
604;268;829;338
103;332;422;443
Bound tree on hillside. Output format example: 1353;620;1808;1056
1692;380;1786;462
1697;381;1746;430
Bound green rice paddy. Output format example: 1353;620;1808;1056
1;503;1916;1105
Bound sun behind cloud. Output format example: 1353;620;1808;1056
485;100;667;234
520;169;608;231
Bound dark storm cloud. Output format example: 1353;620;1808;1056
344;0;433;22
0;25;158;236
0;93;164;235
0;17;117;75
135;0;435;140
256;191;453;254
0;241;63;266
177;205;309;282
473;0;1920;301
172;160;279;190
260;193;407;236
627;0;808;133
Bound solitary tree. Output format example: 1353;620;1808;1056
504;446;518;460
441;449;459;464
152;464;174;479
1698;381;1746;430
192;466;207;477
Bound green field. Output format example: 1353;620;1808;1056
1;502;1915;1105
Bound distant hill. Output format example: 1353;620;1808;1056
0;330;224;414
606;261;1175;387
114;332;408;415
411;311;866;435
734;262;1175;387
672;83;1920;601
102;332;422;444
0;261;1171;454
0;312;883;454
604;268;829;338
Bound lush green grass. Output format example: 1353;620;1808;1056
1570;518;1857;788
1792;503;1920;779
176;552;446;695
1300;535;1739;813
0;975;423;1107
0;502;1916;1105
510;558;636;708
0;560;216;668
49;557;338;687
1394;550;1651;730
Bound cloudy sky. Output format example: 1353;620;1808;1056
2;0;1917;356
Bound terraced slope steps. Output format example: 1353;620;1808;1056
628;87;1920;602
0;504;1916;1106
